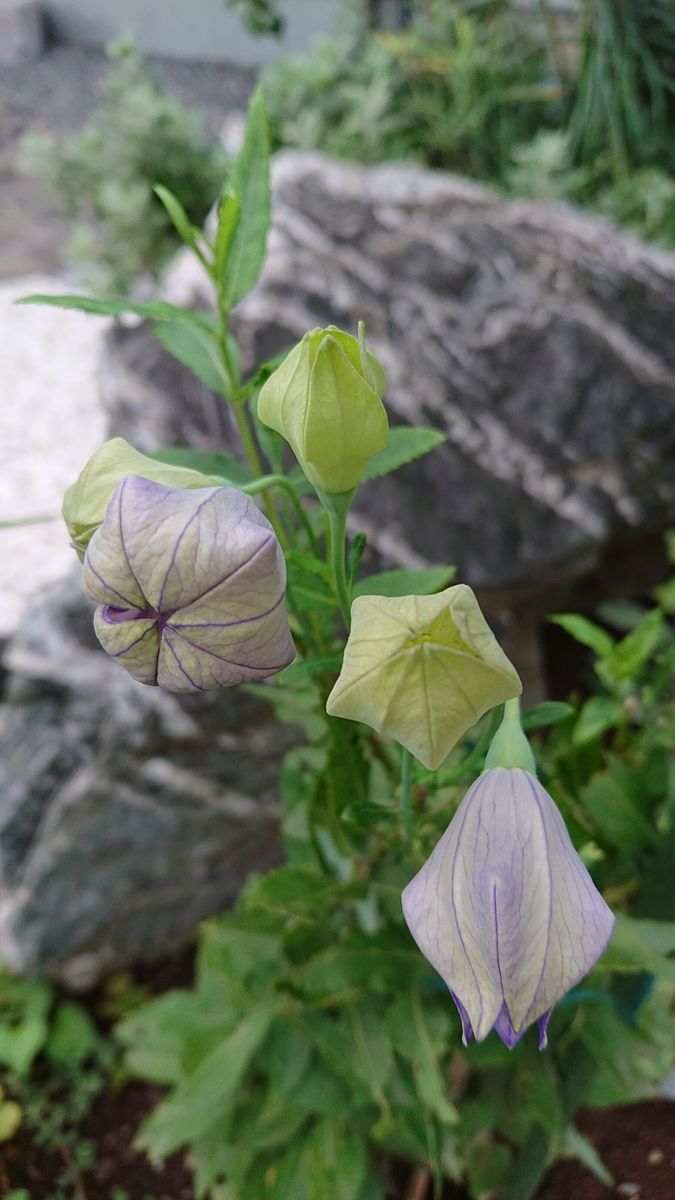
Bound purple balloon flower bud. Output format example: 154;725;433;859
402;768;615;1049
82;476;295;691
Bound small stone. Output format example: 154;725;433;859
648;1149;664;1166
617;1184;641;1198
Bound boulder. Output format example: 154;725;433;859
165;151;675;603
0;0;44;67
0;574;297;985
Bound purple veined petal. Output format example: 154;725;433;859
537;1011;552;1050
450;992;474;1046
83;475;295;691
82;479;147;610
402;768;615;1049
92;609;160;686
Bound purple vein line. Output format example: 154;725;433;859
161;633;204;690
175;535;274;612
170;591;285;631
117;478;145;600
156;489;219;611
169;626;286;673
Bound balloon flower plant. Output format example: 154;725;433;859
25;91;659;1200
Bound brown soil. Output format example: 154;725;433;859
1;1087;673;1199
537;1100;675;1200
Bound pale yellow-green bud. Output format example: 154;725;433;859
326;585;522;770
62;438;223;559
257;324;388;493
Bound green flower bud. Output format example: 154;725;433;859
257;324;388;493
62;438;224;559
326;585;522;770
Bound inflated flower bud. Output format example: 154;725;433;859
82;475;295;691
326;585;521;769
257;325;388;493
63;438;223;558
402;768;615;1048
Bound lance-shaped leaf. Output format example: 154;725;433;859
402;767;615;1048
82;476;295;691
326;584;521;769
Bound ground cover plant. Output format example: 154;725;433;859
264;0;675;250
20;91;675;1199
19;38;227;296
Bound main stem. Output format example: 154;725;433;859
326;501;352;628
215;296;285;544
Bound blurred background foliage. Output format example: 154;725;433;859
19;38;228;295
264;0;675;249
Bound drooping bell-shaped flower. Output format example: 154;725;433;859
326;585;522;769
63;438;224;559
257;324;388;493
82;475;295;691
402;768;615;1048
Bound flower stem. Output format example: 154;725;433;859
231;401;286;544
317;490;354;628
485;696;536;773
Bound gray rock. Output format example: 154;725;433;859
0;0;44;66
0;574;298;985
235;154;675;596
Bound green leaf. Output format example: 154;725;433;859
549;614;615;658
610;609;664;678
387;991;457;1126
362;426;446;482
17;293;213;328
500;1126;550;1200
521;701;575;730
0;979;51;1076
285;550;333;586
598;913;675;980
154;183;202;251
302;1120;368;1200
353;565;455;598
581;769;656;853
146;446;253;486
221;86;270;307
347;533;368;588
118;990;226;1085
136;1004;275;1158
152;320;230;396
466;1139;512;1198
572;696;623;745
244;864;355;918
215;191;241;282
562;1126;613;1186
654;575;675;614
278;655;342;684
46;1002;100;1066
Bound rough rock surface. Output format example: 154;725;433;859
0;574;296;985
0;0;43;68
165;151;675;599
0;275;108;640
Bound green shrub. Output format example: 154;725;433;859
112;537;675;1200
265;0;675;248
20;38;228;295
